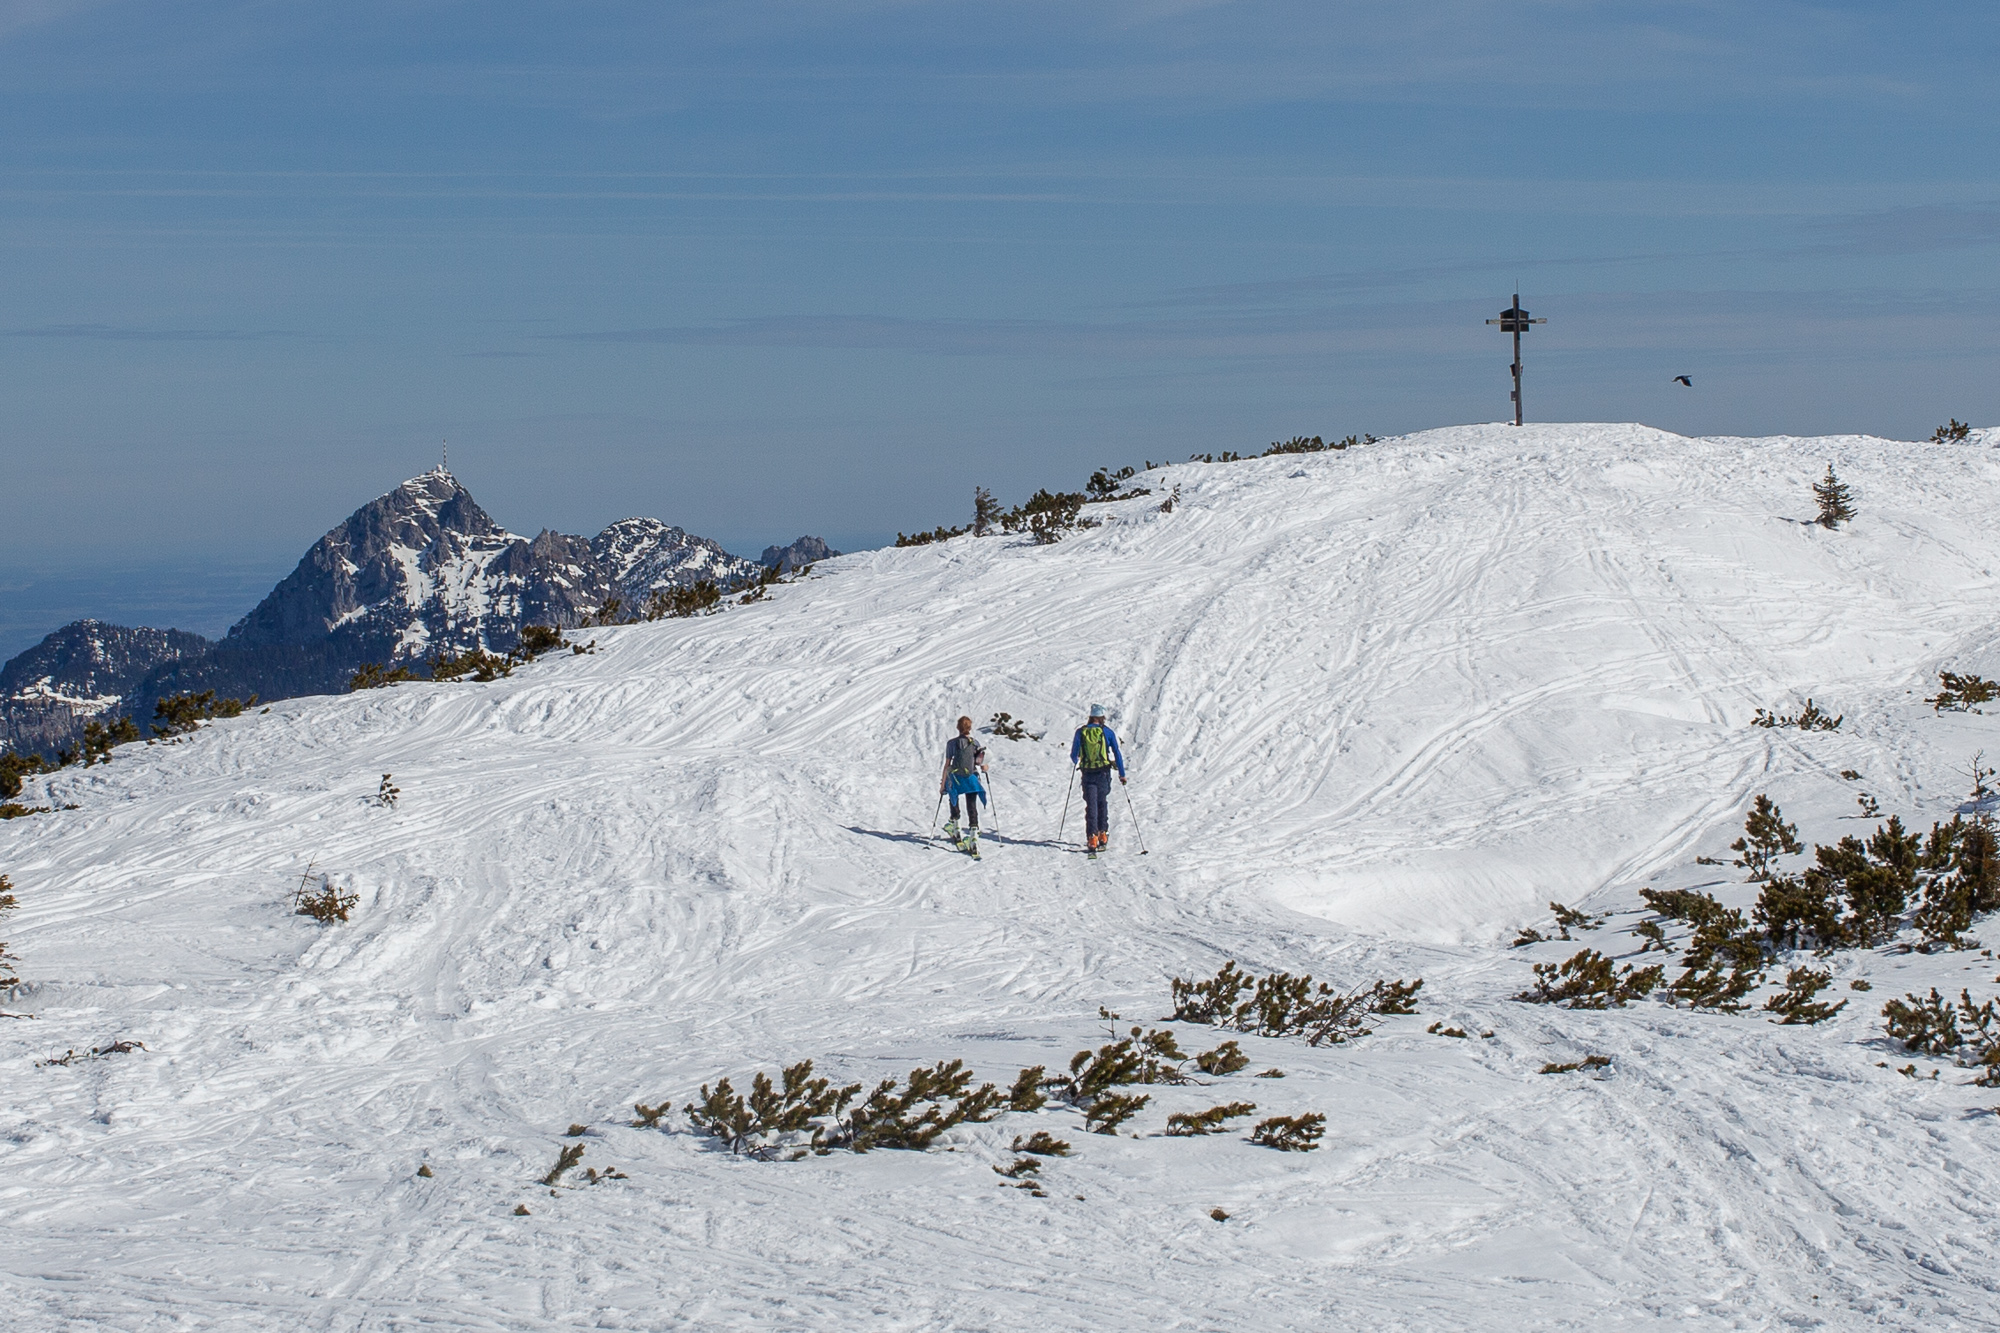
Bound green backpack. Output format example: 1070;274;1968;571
1079;725;1111;770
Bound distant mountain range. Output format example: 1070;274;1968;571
1;468;836;757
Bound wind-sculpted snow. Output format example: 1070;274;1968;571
5;423;2000;1330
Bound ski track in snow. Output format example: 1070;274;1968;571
5;423;2000;1330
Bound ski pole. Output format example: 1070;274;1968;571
1057;765;1077;844
928;759;948;839
1121;780;1149;855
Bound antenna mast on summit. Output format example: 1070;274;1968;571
441;439;448;473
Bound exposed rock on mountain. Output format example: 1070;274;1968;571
0;621;211;756
759;535;840;572
226;468;605;663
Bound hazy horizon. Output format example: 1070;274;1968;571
3;2;1996;657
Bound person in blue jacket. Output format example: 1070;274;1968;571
1069;704;1125;853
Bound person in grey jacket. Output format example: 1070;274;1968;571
941;715;989;848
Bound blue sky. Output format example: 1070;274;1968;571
1;1;1996;654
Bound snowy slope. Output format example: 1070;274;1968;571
5;423;2000;1330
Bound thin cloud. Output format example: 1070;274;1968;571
1807;202;2000;257
9;323;302;342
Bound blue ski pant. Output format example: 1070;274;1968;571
1081;768;1113;839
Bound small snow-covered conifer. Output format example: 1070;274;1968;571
973;486;1002;536
1731;794;1802;881
1813;464;1855;528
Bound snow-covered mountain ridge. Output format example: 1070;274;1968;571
225;467;764;661
0;621;212;757
5;423;2000;1329
1;469;816;756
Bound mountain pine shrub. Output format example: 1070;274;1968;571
679;1058;1008;1159
1813;817;1922;945
1630;919;1673;952
1813;464;1855;528
0;751;50;800
295;875;359;924
1515;949;1664;1008
1260;433;1376;457
595;597;631;626
1882;989;1961;1054
348;662;422;691
1193;1040;1249;1075
1750;700;1841;731
1932;419;1972;443
1164;1102;1258;1136
1548;901;1605;937
1732;795;1803;880
1926;672;1999;713
1754;874;1847;952
35;1039;146;1067
1057;1028;1192;1099
541;1143;585;1186
375;774;400;809
1083;1092;1150;1134
1956;995;2000;1085
1011;1131;1070;1156
895;523;971;548
1168;961;1422;1045
824;1059;1006;1152
1085;466;1145;501
516;625;564;657
643;581;721;620
428;648;512;682
1539;1055;1613;1074
1669;902;1767;1010
1008;1065;1048;1112
1249;1113;1324;1152
1910;817;1995;950
685;1062;854;1159
992;489;1093;543
973;486;1002;536
63;717;141;768
1640;888;1730;927
1763;967;1847;1024
152;691;251;738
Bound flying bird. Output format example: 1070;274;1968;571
1673;375;1692;387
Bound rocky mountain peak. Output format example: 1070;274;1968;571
760;536;840;573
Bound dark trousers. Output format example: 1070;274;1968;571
1081;769;1112;838
949;794;980;827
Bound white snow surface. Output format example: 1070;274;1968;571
7;423;2000;1330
